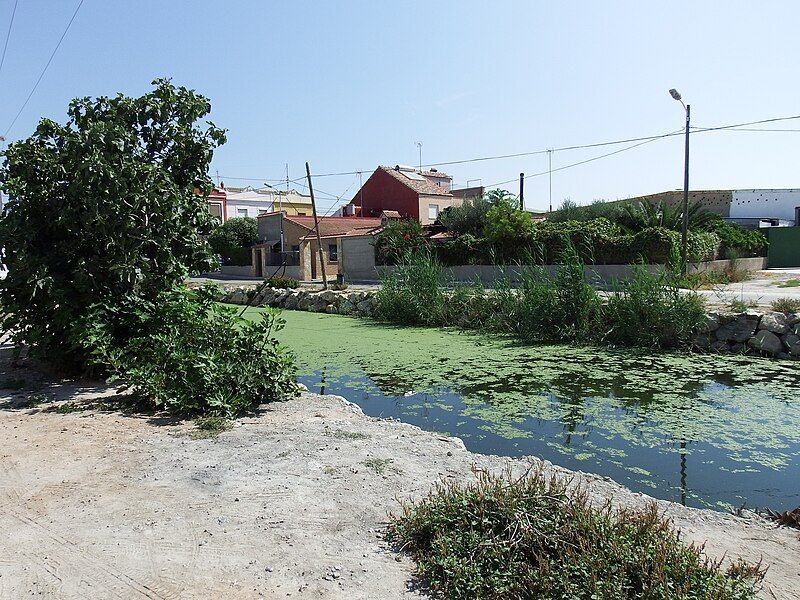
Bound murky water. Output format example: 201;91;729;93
247;308;800;511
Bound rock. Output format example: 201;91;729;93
692;332;714;350
325;305;338;314
730;342;746;354
782;333;800;356
338;300;356;315
702;313;721;333
758;312;790;335
715;314;759;343
787;313;800;325
747;330;783;355
356;299;373;317
348;291;365;304
318;290;338;304
710;340;730;353
283;294;299;310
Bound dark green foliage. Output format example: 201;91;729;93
376;250;705;350
387;470;764;600
0;79;226;370
547;198;624;223
376;252;445;325
435;234;491;265
617;201;723;233
374;220;429;265
437;195;494;237
207;217;258;265
266;276;300;289
709;223;768;258
602;267;707;348
83;285;297;417
483;202;535;263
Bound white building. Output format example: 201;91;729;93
729;189;800;225
222;185;276;219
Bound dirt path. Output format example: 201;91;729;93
0;357;798;599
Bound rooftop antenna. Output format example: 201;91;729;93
416;141;423;172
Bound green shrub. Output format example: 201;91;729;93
207;217;258;265
376;251;445;325
0;79;225;371
266;276;300;289
435;233;492;266
770;297;800;314
374;220;429;265
437;195;494;237
602;267;707;348
388;469;763;600
483;202;535;263
84;285;297;417
533;218;621;264
709;223;768;258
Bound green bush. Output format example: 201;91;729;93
771;297;800;314
388;470;764;600
374;220;429;265
376;251;445;325
533;218;621;264
84;285;297;417
435;234;492;265
208;217;259;265
266;276;300;289
602;267;707;348
483;202;535;263
0;79;225;371
437;195;494;237
709;223;768;258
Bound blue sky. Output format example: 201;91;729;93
1;1;799;212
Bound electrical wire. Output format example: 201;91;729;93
3;0;84;138
0;0;19;78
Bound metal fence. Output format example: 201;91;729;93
265;251;300;267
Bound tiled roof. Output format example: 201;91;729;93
380;166;453;197
266;215;383;241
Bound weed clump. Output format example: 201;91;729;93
387;470;764;600
770;297;800;314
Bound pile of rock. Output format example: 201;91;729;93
693;311;800;360
220;286;378;317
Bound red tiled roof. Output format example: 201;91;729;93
379;166;453;197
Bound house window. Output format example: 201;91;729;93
428;204;439;220
297;212;307;216
208;202;223;221
237;208;248;217
328;244;338;262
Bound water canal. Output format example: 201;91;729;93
247;308;799;511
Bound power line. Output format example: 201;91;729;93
0;0;19;78
3;0;84;138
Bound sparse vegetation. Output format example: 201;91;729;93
387;469;764;600
362;457;394;474
728;298;758;313
190;416;233;439
325;427;369;440
770;297;800;314
776;279;800;288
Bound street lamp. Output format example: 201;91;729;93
669;88;690;274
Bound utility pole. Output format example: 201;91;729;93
358;171;363;216
519;173;524;210
306;162;328;289
416;141;423;172
547;149;553;213
670;88;690;275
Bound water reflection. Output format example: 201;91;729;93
267;310;800;511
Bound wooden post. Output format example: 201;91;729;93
306;162;328;289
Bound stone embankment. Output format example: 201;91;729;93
220;286;800;361
222;286;378;317
693;310;800;360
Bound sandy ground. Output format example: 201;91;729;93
1;351;798;599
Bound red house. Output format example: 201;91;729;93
345;165;463;224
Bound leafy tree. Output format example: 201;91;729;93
483;201;534;263
374;220;428;265
437;195;493;237
208;216;259;265
0;79;226;370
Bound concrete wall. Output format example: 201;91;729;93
341;235;377;281
730;189;800;222
220;265;256;278
687;257;767;274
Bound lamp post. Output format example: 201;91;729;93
669;88;690;274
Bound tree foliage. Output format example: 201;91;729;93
374;219;429;265
0;79;226;369
208;216;259;265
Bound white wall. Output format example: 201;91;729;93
730;189;800;221
227;199;275;219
